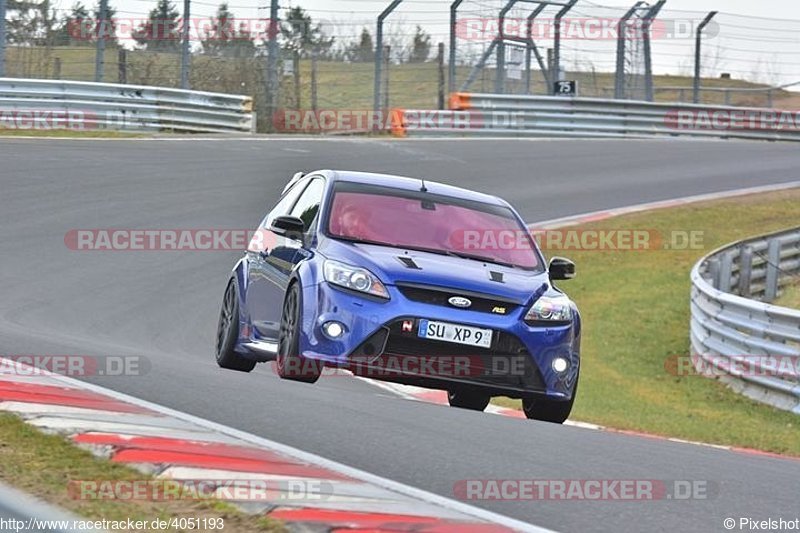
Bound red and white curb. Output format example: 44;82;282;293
362;180;800;463
0;359;547;533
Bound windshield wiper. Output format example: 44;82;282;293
445;250;519;269
333;235;398;248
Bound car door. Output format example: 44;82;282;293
245;178;310;340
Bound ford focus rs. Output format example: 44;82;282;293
215;170;581;423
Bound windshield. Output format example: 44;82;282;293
327;185;541;270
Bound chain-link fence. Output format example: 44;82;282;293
1;0;799;132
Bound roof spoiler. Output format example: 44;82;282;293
282;171;305;195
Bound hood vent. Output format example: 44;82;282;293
489;271;504;283
397;256;422;270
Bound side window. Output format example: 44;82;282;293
263;178;308;229
289;178;325;232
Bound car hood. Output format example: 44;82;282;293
319;238;548;305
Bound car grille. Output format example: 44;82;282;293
395;283;520;316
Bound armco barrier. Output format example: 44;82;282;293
391;92;800;142
690;227;800;414
0;78;254;133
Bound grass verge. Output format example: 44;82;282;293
0;413;285;532
775;281;800;310
493;188;800;456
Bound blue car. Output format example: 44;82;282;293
215;170;581;423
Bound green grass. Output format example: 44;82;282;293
493;189;800;456
0;413;285;532
5;45;793;132
775;281;800;309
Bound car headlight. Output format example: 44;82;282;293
323;260;389;299
524;294;572;325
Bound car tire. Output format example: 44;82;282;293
447;389;490;411
522;376;578;424
276;282;321;383
215;280;256;372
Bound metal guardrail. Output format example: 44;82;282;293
690;227;800;414
391;92;800;142
0;78;254;133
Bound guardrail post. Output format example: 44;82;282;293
94;0;108;82
374;0;403;125
0;0;6;77
180;0;191;89
448;0;464;94
552;0;577;89
642;0;666;102
738;245;753;298
614;2;644;99
707;258;721;289
693;11;717;104
764;238;781;302
718;251;733;293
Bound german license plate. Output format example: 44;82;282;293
417;320;493;349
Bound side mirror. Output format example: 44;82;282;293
271;215;305;239
549;257;576;281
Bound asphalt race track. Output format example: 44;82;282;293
2;137;799;532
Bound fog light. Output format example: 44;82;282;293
323;321;344;339
552;357;569;373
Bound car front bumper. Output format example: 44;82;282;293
299;282;580;400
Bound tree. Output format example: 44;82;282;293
132;0;181;52
202;3;255;57
280;6;333;58
53;2;93;46
93;1;119;47
347;28;374;63
408;25;431;63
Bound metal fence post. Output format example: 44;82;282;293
614;1;644;99
448;0;464;94
552;0;577;88
373;0;403;124
764;238;781;302
265;0;279;132
94;0;108;82
525;3;549;94
495;0;520;95
642;0;666;102
382;45;390;111
0;0;5;78
693;11;717;104
311;46;318;112
437;42;445;109
118;49;127;84
180;0;191;89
